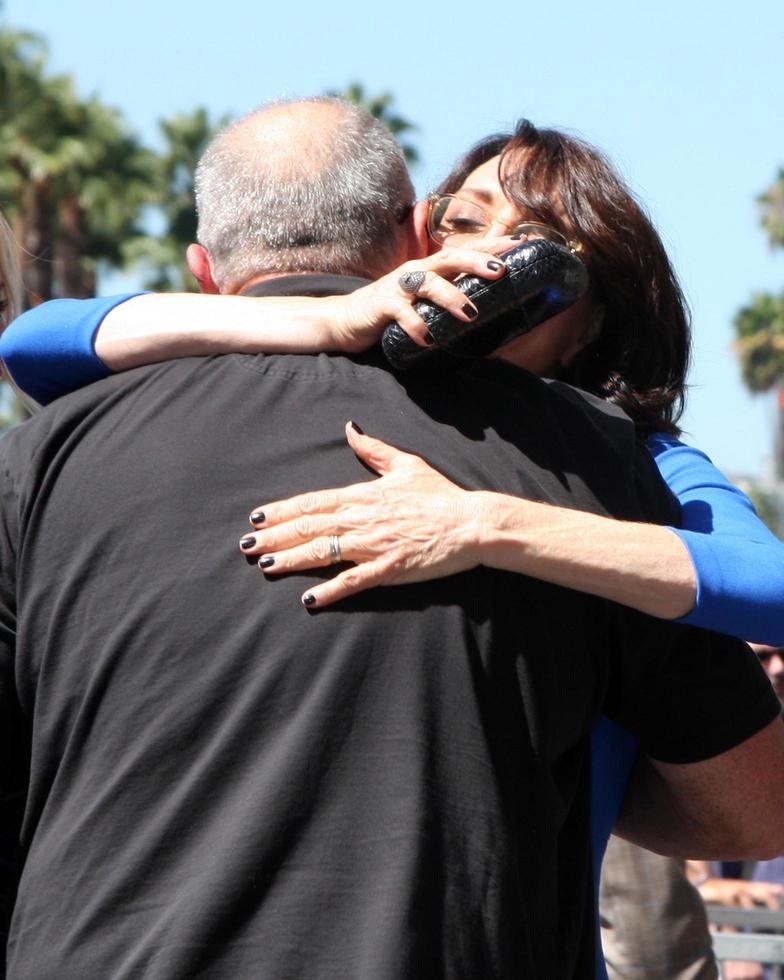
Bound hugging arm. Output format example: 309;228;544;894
615;717;784;859
242;425;697;618
649;433;784;644
605;613;784;859
0;244;508;406
243;426;784;644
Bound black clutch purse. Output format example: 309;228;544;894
382;239;589;370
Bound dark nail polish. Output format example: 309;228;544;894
462;304;478;319
424;331;435;346
245;554;258;566
303;593;317;607
487;260;502;271
250;511;266;525
348;420;364;434
258;556;275;569
240;536;256;550
510;233;522;241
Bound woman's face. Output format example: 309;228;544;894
447;154;598;376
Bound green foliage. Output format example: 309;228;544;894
759;168;784;249
734;168;784;397
125;108;229;291
0;24;156;300
734;291;784;391
327;83;420;165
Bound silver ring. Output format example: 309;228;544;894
398;271;426;295
329;534;342;564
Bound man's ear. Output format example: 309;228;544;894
405;199;431;260
186;244;220;294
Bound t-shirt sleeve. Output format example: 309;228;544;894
647;431;784;644
0;294;144;405
603;607;782;764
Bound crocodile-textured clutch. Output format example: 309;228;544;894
382;239;588;370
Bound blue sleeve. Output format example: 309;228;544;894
0;294;144;406
647;431;784;644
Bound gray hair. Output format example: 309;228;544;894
194;97;415;289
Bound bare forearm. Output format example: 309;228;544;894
613;757;733;858
95;246;511;371
474;492;697;620
242;428;699;615
96;293;342;370
615;718;784;859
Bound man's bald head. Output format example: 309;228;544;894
194;97;415;291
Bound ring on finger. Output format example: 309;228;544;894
398;271;426;295
329;534;342;564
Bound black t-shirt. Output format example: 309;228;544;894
0;348;777;979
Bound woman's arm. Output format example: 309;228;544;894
0;245;508;405
0;294;141;405
240;423;697;616
649;433;784;644
241;427;784;644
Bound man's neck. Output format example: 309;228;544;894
237;272;371;298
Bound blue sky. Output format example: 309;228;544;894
5;0;784;479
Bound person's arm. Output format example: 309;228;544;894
240;423;697;615
649;432;784;644
604;615;784;859
685;859;784;907
0;294;143;405
0;245;508;405
615;718;784;859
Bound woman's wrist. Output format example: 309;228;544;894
472;492;534;570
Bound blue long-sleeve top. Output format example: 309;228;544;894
4;295;784;978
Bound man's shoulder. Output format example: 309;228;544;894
543;377;631;421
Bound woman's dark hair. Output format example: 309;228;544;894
439;120;691;435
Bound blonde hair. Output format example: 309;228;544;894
0;210;23;327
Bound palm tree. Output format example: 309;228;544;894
734;292;784;392
734;170;784;392
0;27;59;300
327;83;420;164
0;25;155;302
734;168;784;480
759;168;784;249
0;21;155;426
126;107;229;291
54;94;155;297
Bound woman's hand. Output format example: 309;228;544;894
238;423;486;607
327;239;512;352
238;425;699;619
93;238;512;372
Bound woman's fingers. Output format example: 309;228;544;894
254;530;379;578
301;557;400;609
386;250;507;346
241;512;345;555
247;487;352;531
238;426;477;608
246;427;423;531
344;422;416;476
337;246;509;350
